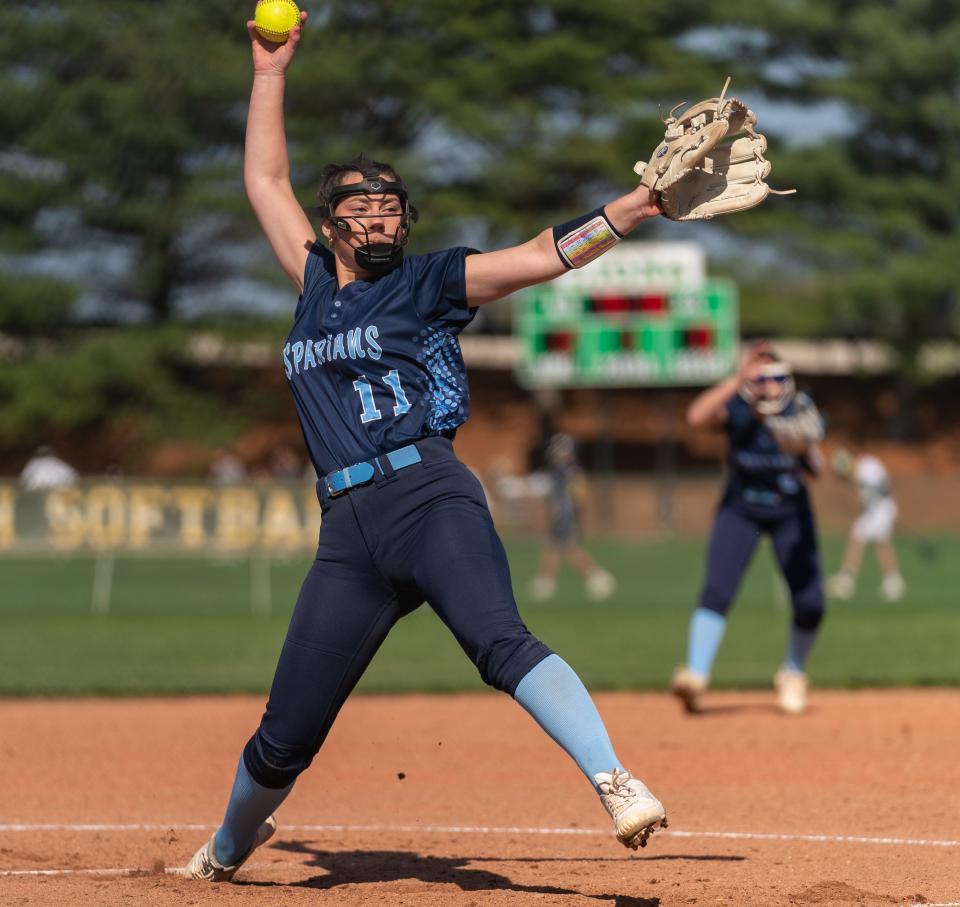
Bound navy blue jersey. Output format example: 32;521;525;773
549;463;581;525
283;244;478;475
548;462;583;543
723;393;809;505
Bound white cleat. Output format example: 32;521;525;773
585;569;616;601
774;668;808;715
881;572;905;602
826;571;855;600
181;815;277;882
530;575;556;601
595;768;667;850
670;665;708;715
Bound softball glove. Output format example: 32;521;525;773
635;77;794;221
764;393;825;455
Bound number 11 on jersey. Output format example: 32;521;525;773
353;370;413;424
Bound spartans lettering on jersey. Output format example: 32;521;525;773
283;324;383;378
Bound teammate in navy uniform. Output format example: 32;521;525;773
184;10;668;881
671;342;826;716
530;433;617;602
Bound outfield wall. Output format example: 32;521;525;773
0;480;320;554
0;470;954;557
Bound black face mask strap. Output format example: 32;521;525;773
344;218;408;274
354;243;403;274
327;177;405;212
307;176;421;274
314;177;420;222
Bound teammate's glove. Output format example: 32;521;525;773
764;393;825;455
634;77;794;221
831;446;854;479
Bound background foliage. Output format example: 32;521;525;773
1;0;958;454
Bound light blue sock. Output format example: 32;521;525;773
514;654;622;786
687;608;727;676
213;757;293;866
785;626;818;672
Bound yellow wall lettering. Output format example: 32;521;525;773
128;486;169;549
171;487;214;550
46;489;87;551
9;482;319;553
215;487;261;551
86;485;127;550
303;488;322;545
260;488;305;550
0;487;15;549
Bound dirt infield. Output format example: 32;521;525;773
1;690;958;906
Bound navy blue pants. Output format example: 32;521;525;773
699;493;825;630
244;437;552;789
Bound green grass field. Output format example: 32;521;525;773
0;534;956;695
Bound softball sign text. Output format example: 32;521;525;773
0;482;322;553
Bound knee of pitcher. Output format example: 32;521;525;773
243;731;316;790
477;636;554;695
792;601;825;631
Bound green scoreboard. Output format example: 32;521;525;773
514;243;738;388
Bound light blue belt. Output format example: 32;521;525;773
742;488;782;506
323;444;422;497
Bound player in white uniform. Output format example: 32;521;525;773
827;450;904;602
19;446;79;491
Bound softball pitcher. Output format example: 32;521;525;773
671;343;827;716
182;10;670;881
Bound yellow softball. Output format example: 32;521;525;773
254;0;300;44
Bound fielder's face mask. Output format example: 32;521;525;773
314;176;419;276
741;360;796;415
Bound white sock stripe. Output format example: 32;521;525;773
665;829;960;847
0;822;958;848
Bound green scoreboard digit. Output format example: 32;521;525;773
514;244;738;388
